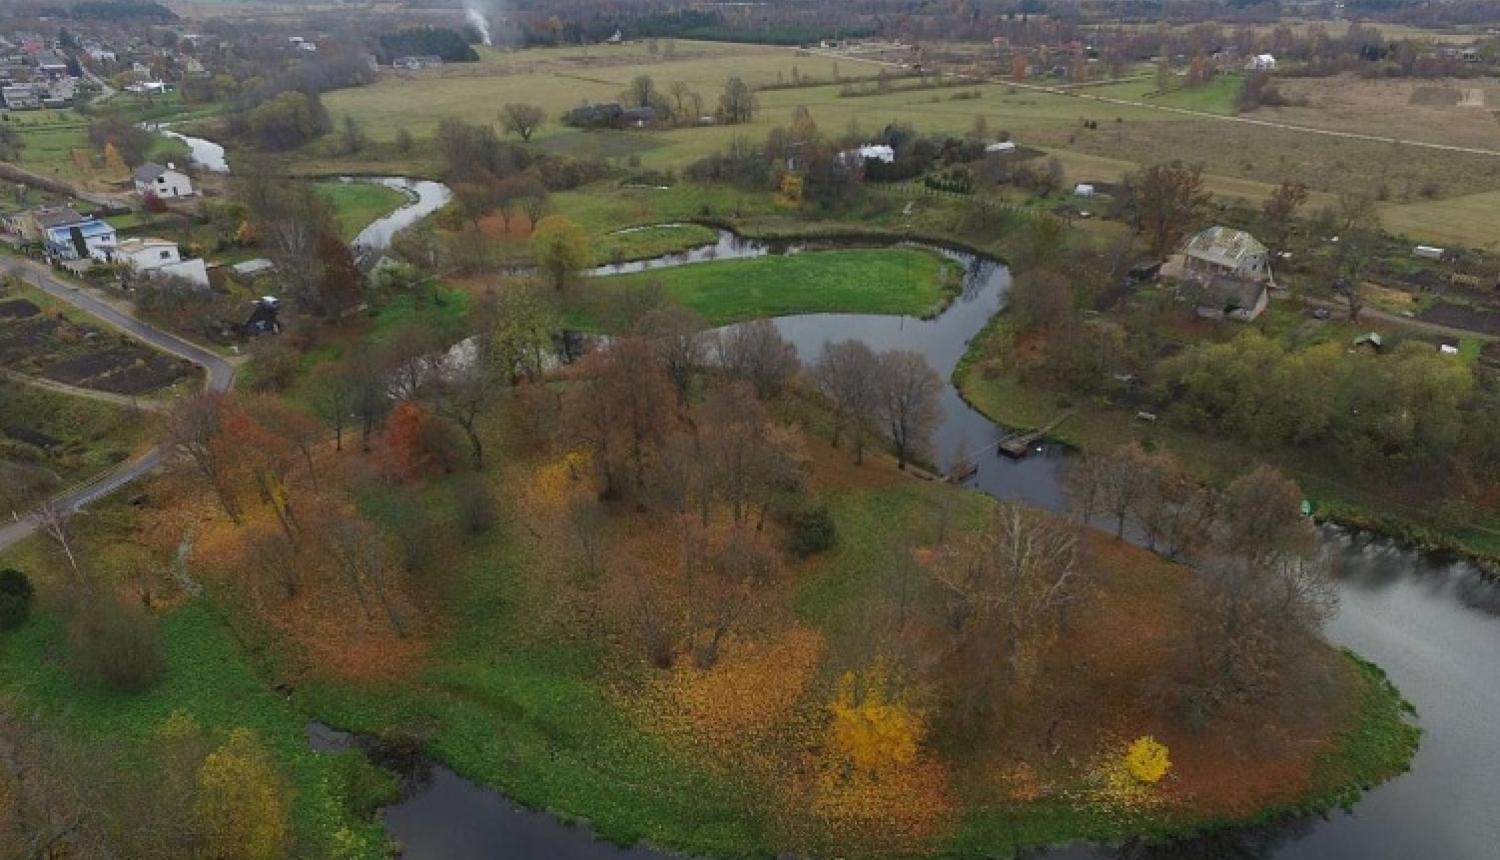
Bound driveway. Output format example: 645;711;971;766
0;256;236;551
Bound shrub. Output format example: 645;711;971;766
787;498;838;557
1124;735;1171;784
0;568;34;630
67;597;166;692
452;475;498;537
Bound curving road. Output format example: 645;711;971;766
0;255;235;551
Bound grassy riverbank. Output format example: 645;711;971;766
317;180;411;242
578;247;962;327
0;530;394;858
953;315;1500;571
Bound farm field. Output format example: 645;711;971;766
325;44;1500;247
1380;190;1500;250
1260;75;1500;152
0;281;196;396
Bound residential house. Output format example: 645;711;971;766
1;83;40;109
1247;53;1277;71
133;162;195;199
566;102;624;128
107;237;210;287
11;206;86;242
243;296;282;337
1182;225;1274;285
44;217;117;262
621;106;656;126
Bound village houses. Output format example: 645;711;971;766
133;162;195;199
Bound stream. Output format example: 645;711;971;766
133;147;1491;858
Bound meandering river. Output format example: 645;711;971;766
357;228;1500;859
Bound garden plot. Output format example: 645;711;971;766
0;290;194;395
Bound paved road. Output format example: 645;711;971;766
0;256;235;551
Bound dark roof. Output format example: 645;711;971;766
133;162;168;182
31;206;85;229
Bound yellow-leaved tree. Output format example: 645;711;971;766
828;657;923;780
1125;735;1171;784
195;728;292;860
103;141;128;178
815;658;951;852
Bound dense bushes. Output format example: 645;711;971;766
0;568;33;631
66;597;166;692
247;91;331;151
786;499;838;557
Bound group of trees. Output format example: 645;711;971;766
1068;449;1339;724
234;158;362;315
813;340;945;471
0;710;292;860
1156;329;1483;470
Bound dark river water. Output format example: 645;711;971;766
316;229;1500;859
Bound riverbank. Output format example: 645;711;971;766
952;315;1500;578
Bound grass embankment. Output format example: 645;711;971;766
953;312;1500;567
316;179;411;242
577;247;961;327
0;525;393;857
0;384;149;484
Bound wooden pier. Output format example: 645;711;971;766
997;410;1075;458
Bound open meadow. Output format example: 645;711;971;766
321;42;1500;248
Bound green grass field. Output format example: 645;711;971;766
316;179;410;242
0;582;392;858
322;40;1500;246
1083;73;1245;115
6;105;192;190
579;247;958;326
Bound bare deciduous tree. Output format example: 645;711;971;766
499;103;546;141
164;391;240;522
878;350;943;471
931;503;1086;724
717;319;799;400
813;339;880;462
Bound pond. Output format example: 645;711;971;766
314;228;1499;859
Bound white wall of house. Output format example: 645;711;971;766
136;167;195;198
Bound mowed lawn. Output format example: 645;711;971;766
578;247;957;326
315;179;410;241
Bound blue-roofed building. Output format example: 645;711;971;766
43;218;118;262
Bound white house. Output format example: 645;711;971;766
1248;53;1276;71
985;140;1017;155
133;162;194;199
108;237;210;287
855;144;896;163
